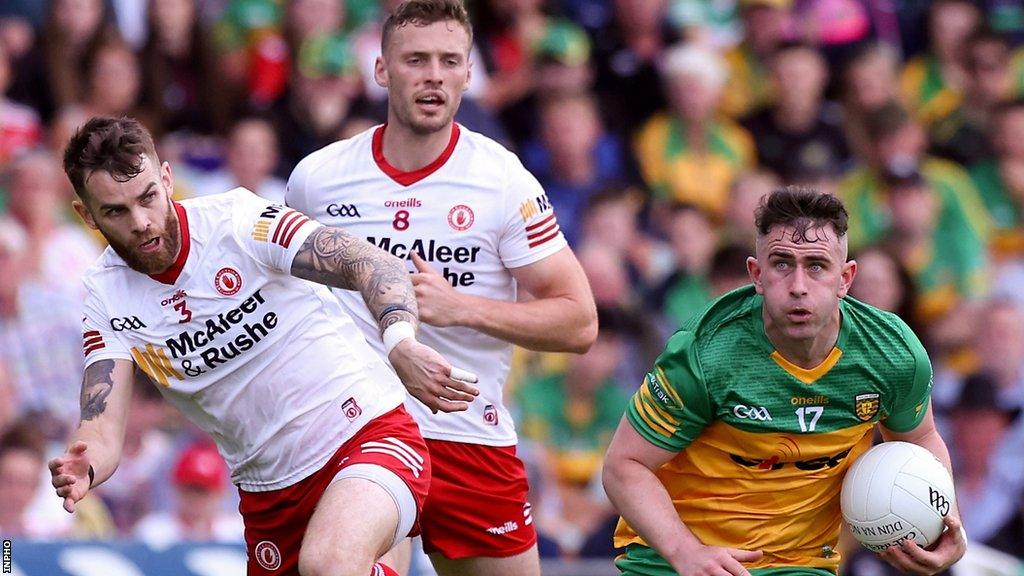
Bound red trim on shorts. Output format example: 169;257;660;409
419;439;537;559
238;406;429;576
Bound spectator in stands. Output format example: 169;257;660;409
946;372;1022;544
901;0;982;127
284;0;347;58
880;169;987;351
0;42;40;169
930;27;1015;167
515;309;631;558
521;92;634;246
5;150;102;298
590;0;675;136
636;43;754;220
141;0;233;136
81;37;155;130
742;42;850;183
720;0;792;119
191;118;286;202
647;204;716;330
970;99;1024;255
271;34;364;171
0;418;67;537
840;42;902;161
578;186;669;291
0;217;83;431
721;169;779;252
848;245;921;331
838;101;991;254
11;0;116;121
134;441;244;548
707;243;752;297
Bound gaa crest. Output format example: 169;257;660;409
854;393;880;422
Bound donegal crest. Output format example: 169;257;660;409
855;393;881;422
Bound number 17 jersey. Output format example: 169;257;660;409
616;285;934;574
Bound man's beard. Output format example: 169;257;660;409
105;207;181;275
397;98;457;136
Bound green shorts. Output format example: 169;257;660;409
615;544;837;576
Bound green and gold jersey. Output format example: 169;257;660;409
634;113;755;219
615;286;933;575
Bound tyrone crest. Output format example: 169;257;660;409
854;393;880;422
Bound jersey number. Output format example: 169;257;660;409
392;210;410;231
173;301;193;324
796;406;824;432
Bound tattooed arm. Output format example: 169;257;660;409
291;226;418;334
290;226;480;412
49;358;135;512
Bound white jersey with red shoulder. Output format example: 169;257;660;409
286;123;567;446
81;188;406;492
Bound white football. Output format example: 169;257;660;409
841;441;956;552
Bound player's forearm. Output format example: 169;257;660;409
292;226;419;332
71;359;132;487
603;456;702;567
457;293;597;353
67;420;124;487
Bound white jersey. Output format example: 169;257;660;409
81;188;405;492
287;124;567;446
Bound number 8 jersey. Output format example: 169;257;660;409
81;188;405;492
286;124;568;447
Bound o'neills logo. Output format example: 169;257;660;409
385;198;421;208
161;289;187;307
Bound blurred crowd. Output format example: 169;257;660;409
1;0;1024;569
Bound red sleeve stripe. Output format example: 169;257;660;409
527;227;561;248
272;210;304;245
84;343;105;356
525;213;555;232
281;215;311;248
83;335;103;346
526;220;558;242
84;330;100;337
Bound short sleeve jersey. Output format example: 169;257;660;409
286;124;567;446
615;285;933;574
81;188;405;492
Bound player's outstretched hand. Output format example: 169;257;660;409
671;545;762;576
389;339;479;413
48;441;91;513
410;253;465;327
878;515;967;575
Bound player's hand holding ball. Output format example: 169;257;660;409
388;337;479;414
410;253;466;327
48;441;92;513
841;441;967;575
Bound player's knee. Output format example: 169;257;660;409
297;546;375;576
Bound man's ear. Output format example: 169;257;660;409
747;256;764;294
838;259;857;298
161;161;174;197
374;56;388;88
73;199;98;230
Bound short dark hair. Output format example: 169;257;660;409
754;186;849;241
863;100;913;143
63;116;158;199
382;0;473;54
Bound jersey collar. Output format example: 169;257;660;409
149;201;190;285
372;122;460;187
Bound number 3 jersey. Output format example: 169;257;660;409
616;285;934;574
81;188;405;492
286;124;567;446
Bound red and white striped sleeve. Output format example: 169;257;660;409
82;288;132;367
498;158;568;268
233;188;322;272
